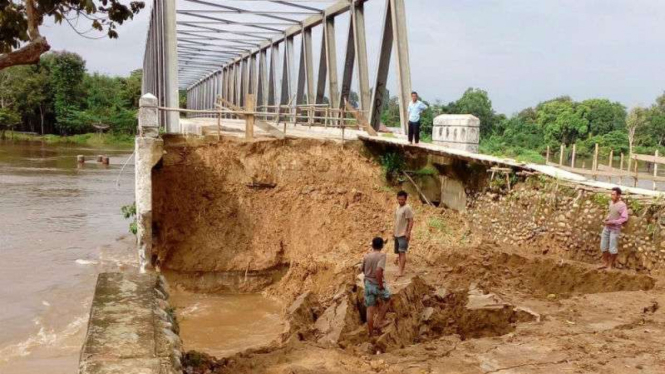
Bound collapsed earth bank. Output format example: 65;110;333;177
152;137;662;374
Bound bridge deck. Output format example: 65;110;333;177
177;117;663;198
357;134;664;198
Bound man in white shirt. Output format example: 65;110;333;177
407;91;428;144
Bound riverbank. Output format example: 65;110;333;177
4;132;135;148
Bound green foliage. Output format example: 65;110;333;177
449;88;497;138
0;107;20;126
1;52;140;136
380;151;405;182
626;198;644;215
0;0;144;57
591;193;610;207
121;202;137;235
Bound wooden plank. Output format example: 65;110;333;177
632;153;665;164
344;99;377;136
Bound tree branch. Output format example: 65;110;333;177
0;36;50;70
0;0;50;70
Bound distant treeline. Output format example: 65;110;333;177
381;88;665;163
0;51;141;136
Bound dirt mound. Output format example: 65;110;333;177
434;247;656;298
153;138;395;275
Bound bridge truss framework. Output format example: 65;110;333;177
142;0;413;134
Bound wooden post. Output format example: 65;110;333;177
570;144;576;168
593;143;599;180
619;153;624;185
608;150;613;169
654;150;659;191
559;144;565;166
216;111;221;141
245;94;255;140
634;157;639;188
546;146;550;164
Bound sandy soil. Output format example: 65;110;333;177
154;138;665;374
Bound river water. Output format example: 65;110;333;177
0;140;137;374
0;140;286;373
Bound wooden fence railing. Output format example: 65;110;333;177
546;144;664;190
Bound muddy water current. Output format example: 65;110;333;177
0;140;136;374
170;292;284;358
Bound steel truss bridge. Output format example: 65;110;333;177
142;0;412;135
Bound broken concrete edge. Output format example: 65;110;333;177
79;273;182;374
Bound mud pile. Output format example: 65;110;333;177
153;138;395;288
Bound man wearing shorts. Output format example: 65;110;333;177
394;190;414;277
599;187;628;270
362;237;391;336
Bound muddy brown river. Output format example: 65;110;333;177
0;140;284;373
0;140;137;373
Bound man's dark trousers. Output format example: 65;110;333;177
408;121;420;144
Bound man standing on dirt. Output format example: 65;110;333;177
362;237;391;336
599;187;628;270
407;92;428;144
394;190;414;277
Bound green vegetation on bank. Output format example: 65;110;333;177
9;132;134;147
0;51;141;138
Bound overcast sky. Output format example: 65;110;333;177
41;0;665;115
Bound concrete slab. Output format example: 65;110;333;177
79;273;181;374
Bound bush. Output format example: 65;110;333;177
380;151;405;182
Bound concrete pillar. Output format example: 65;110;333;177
163;0;180;133
135;94;164;273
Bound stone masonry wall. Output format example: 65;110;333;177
79;273;182;374
468;176;665;273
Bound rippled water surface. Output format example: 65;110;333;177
0;140;136;374
169;292;284;358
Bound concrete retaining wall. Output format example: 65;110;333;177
78;273;182;374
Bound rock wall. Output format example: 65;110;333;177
469;177;665;273
79;273;182;374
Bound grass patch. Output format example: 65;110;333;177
413;165;438;176
381;132;396;138
10;132;134;148
428;217;448;234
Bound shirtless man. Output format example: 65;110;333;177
599;187;628;270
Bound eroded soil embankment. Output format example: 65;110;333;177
154;138;663;374
153;138;396;285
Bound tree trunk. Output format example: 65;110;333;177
39;106;45;135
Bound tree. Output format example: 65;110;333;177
448;88;497;138
535;99;589;145
626;106;647;169
45;51;86;134
0;0;144;70
579;98;626;136
0;106;21;138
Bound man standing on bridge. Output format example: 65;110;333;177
394;190;414;278
599;187;629;270
407;91;428;144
